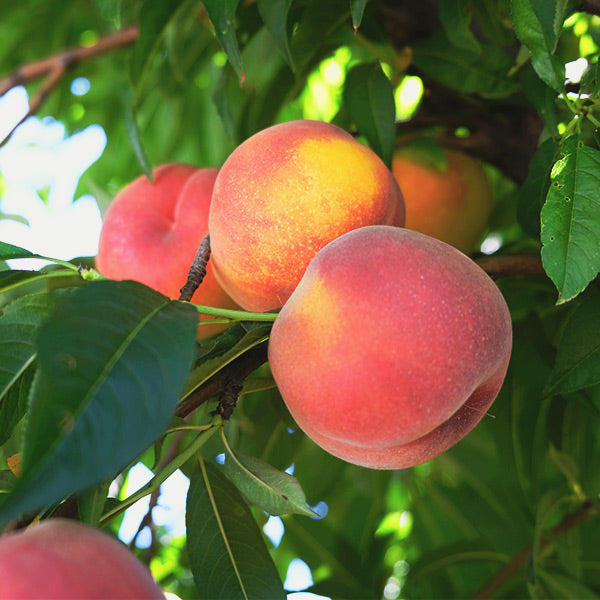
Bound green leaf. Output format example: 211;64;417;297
412;31;518;98
438;0;482;53
0;269;78;295
343;62;396;167
0;241;34;260
203;0;245;84
0;470;16;493
547;287;600;393
0;280;198;527
540;134;600;303
183;325;271;397
0;364;34;446
123;105;154;181
222;436;317;517
537;569;598;599
130;0;186;89
186;460;285;600
257;0;294;70
350;0;367;32
517;137;560;239
511;0;567;92
581;61;600;98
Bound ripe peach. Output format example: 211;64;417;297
392;145;492;253
208;120;405;312
268;225;512;470
96;163;237;338
0;518;164;599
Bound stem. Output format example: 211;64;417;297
179;234;211;302
191;304;278;322
99;419;222;527
475;254;545;279
471;500;600;599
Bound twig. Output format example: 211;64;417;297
475;254;545;279
179;234;211;302
175;342;269;419
0;26;139;147
471;500;600;599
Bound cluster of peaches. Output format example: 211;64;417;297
96;119;512;472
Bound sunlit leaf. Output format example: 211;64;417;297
547;287;600;393
257;0;294;70
0;281;198;527
540;134;600;303
343;62;395;167
222;438;317;517
203;0;245;84
0;241;34;260
511;0;568;92
186;460;285;599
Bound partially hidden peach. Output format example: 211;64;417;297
96;163;237;338
268;225;512;470
392;145;492;253
0;518;165;599
208;120;405;313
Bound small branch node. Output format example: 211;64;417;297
179;234;211;302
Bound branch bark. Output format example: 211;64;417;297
472;500;600;599
0;26;139;147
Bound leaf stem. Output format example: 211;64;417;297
99;419;222;527
191;304;278;322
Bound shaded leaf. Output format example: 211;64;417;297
343;62;395;167
540;134;600;303
186;460;285;599
222;438;317;517
124;105;154;181
350;0;367;32
547;287;600;393
130;0;186;88
0;281;198;527
511;0;567;92
203;0;245;84
257;0;294;70
537;568;598;599
438;0;482;53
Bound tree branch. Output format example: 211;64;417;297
475;254;545;279
0;26;139;147
472;500;600;599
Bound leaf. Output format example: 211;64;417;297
183;325;271;397
0;241;34;261
257;0;294;70
517;137;560;239
438;0;482;53
546;287;600;393
343;62;396;167
0;280;198;527
0;364;34;447
123;105;154;181
511;0;567;92
350;0;367;32
412;31;518;98
537;569;598;599
540;134;600;303
130;0;186;88
203;0;245;84
222;437;317;517
186;460;285;600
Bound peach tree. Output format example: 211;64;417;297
0;1;599;599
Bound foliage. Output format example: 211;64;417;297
1;1;600;599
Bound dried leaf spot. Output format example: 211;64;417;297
56;352;77;370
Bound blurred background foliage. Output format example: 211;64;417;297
1;1;600;599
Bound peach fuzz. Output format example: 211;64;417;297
208;119;405;313
0;518;165;599
96;163;237;338
268;225;512;470
392;146;492;253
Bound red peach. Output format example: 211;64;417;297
96;164;237;338
0;518;165;599
268;225;512;469
208;120;405;312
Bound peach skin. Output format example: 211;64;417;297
208;120;405;312
268;225;512;470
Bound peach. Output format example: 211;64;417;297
0;518;164;598
392;145;492;253
268;225;512;470
208;119;405;312
96;163;237;338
